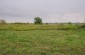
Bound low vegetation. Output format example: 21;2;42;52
0;23;84;31
0;23;85;55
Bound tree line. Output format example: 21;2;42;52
0;17;42;24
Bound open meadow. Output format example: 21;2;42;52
0;0;85;55
0;24;85;55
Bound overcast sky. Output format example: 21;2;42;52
0;0;85;23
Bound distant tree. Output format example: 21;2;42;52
34;17;42;24
0;19;6;24
14;22;26;24
68;22;72;24
27;22;29;24
46;22;49;24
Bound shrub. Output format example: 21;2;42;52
0;19;6;24
80;23;85;28
34;17;42;24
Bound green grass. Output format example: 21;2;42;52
0;29;85;55
0;23;80;31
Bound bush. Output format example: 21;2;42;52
80;23;85;28
34;17;42;24
0;19;6;24
68;22;72;25
14;22;26;24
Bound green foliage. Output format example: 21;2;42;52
14;22;27;24
0;24;83;31
34;17;42;24
0;24;85;55
68;22;72;24
80;23;85;28
0;30;85;55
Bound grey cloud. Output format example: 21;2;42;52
0;0;85;23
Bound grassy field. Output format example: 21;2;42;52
0;23;82;30
0;24;85;55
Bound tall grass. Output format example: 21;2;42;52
0;23;82;31
0;23;85;55
0;30;85;55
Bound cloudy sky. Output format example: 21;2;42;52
0;0;85;23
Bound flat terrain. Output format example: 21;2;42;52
0;24;80;31
0;29;85;55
